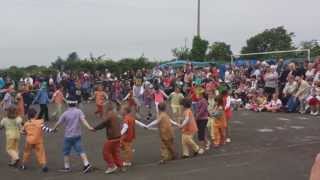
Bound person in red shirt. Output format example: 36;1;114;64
120;106;135;167
120;105;147;167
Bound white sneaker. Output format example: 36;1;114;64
123;162;132;167
226;138;232;143
205;142;211;151
198;148;205;155
105;167;118;174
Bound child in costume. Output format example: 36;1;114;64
94;85;108;118
120;105;147;167
222;90;232;143
147;102;179;164
169;87;184;123
51;85;65;120
21;108;54;172
179;98;204;158
92;102;124;174
0;105;23;167
153;85;168;114
211;95;227;147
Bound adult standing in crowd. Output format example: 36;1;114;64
33;83;50;122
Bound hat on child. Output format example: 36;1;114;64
66;95;78;105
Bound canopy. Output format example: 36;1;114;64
159;60;216;68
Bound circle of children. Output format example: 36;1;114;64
0;57;319;174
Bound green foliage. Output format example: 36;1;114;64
241;26;295;59
190;36;209;61
207;42;232;61
172;47;190;60
300;40;320;57
0;53;157;81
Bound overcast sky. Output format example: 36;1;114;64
0;0;319;68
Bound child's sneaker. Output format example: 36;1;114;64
42;166;49;173
82;164;92;174
123;162;132;167
58;168;71;173
205;141;211;151
8;159;20;167
159;160;166;165
226;138;232;143
20;165;27;170
182;155;190;159
105;166;118;174
198;148;205;155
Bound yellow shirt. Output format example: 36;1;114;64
0;117;22;139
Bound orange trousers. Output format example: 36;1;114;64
22;143;47;166
213;125;226;146
121;141;133;163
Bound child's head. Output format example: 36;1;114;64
215;95;224;107
121;105;131;116
97;85;103;91
67;96;78;107
181;98;192;109
158;102;166;112
272;93;278;100
175;87;181;93
6;105;17;119
221;90;228;97
27;108;38;120
154;85;160;91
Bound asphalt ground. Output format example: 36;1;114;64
0;103;319;180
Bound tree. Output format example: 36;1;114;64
51;56;65;70
190;36;209;61
300;40;320;57
66;52;80;62
207;42;232;61
241;26;295;59
172;47;190;60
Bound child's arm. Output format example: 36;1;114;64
52;114;65;130
121;123;128;135
146;119;159;128
81;117;94;131
123;93;130;101
161;90;169;99
225;96;231;110
50;92;56;103
135;120;147;128
93;119;108;131
169;119;180;127
180;116;190;128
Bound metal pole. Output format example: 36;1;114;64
308;49;311;62
197;0;200;37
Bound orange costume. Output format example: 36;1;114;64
181;109;200;157
16;93;25;117
95;91;107;117
22;119;51;167
212;107;227;146
121;114;136;164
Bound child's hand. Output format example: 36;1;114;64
51;128;58;133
